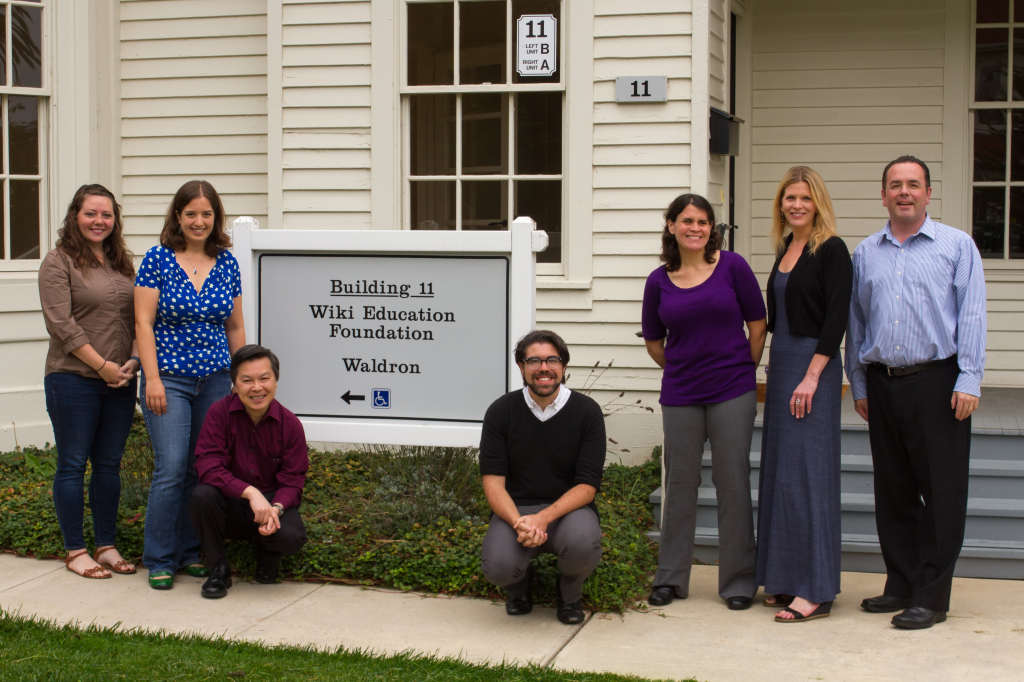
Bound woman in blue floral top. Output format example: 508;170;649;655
134;180;246;590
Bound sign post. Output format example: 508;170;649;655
233;218;547;447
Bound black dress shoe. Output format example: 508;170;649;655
892;606;947;630
556;573;586;625
647;586;676;607
201;561;232;599
726;596;753;610
861;594;911;613
505;565;534;616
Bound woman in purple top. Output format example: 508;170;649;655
642;194;767;610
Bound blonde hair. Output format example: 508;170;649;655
771;166;839;258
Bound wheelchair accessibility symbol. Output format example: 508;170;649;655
372;389;391;409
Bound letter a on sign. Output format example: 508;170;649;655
517;14;557;77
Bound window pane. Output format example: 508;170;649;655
460;1;506;85
1012;110;1024;180
9;96;39;176
408;3;454;86
976;28;1009;101
11;179;40;260
0;7;6;87
512;0;560;84
1011;187;1024;258
0;189;4;258
1015;28;1024;100
12;6;42;88
462;93;507;175
978;0;1009;22
973;186;1005;257
515;92;561;175
515;180;560;263
462;181;508;230
410;94;455;176
411;181;456;230
974;109;1006;181
1018;0;1024;21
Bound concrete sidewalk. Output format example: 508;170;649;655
2;553;1022;681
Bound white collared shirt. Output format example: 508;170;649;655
523;385;571;422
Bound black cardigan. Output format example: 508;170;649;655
766;234;853;358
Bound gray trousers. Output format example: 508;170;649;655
481;504;602;604
655;390;757;600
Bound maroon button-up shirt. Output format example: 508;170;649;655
195;394;309;509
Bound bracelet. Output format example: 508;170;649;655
93;359;107;372
130;356;141;368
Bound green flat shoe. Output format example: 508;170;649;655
182;563;210;577
149;570;174;590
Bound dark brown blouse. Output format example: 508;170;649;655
38;248;135;379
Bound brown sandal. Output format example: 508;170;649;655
65;551;112;579
93;546;137;574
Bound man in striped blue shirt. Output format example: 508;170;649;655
846;156;987;631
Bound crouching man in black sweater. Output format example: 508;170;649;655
479;330;606;624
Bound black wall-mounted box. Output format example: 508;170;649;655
710;107;744;156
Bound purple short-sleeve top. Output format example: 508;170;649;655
642;250;766;406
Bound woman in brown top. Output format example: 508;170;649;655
39;184;141;579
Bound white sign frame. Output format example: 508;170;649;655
516;14;557;77
233;218;547;448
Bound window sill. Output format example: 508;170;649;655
536;277;591;290
0;261;42;274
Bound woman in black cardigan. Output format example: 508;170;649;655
757;166;852;623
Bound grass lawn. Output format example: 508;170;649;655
0;610;678;682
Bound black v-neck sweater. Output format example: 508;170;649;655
479;390;607;509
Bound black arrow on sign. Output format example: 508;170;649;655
341;390;366;405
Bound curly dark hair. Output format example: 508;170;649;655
160;180;232;257
55;184;134;278
660;193;721;270
514;329;569;385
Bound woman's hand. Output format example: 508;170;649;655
145;376;168;415
99;361;131;387
109;358;140;388
789;374;818;419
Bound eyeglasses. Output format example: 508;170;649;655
678;218;710;227
524;356;563;369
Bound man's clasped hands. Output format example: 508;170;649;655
513;513;549;547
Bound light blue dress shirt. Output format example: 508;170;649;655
845;215;987;400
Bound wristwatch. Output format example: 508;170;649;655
272;503;285;515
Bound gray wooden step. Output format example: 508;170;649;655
647;426;1024;580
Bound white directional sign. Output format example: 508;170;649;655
233;218;547;447
517;14;556;77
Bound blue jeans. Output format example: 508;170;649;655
44;372;138;552
141;369;231;573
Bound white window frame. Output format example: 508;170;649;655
0;0;49;271
372;0;593;285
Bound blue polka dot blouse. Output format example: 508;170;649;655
135;245;242;377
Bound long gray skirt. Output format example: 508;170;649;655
756;276;843;603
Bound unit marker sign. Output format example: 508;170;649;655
259;254;509;423
517;14;556;76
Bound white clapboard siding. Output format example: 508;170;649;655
0;275;49;450
540;3;695;410
120;0;270;245
281;1;372;230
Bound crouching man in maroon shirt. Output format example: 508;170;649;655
188;345;309;599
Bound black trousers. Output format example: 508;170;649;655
866;360;970;612
188;483;307;571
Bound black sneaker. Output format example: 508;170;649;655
201;561;232;599
505;565;534;615
556;573;586;625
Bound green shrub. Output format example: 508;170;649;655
0;432;661;613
